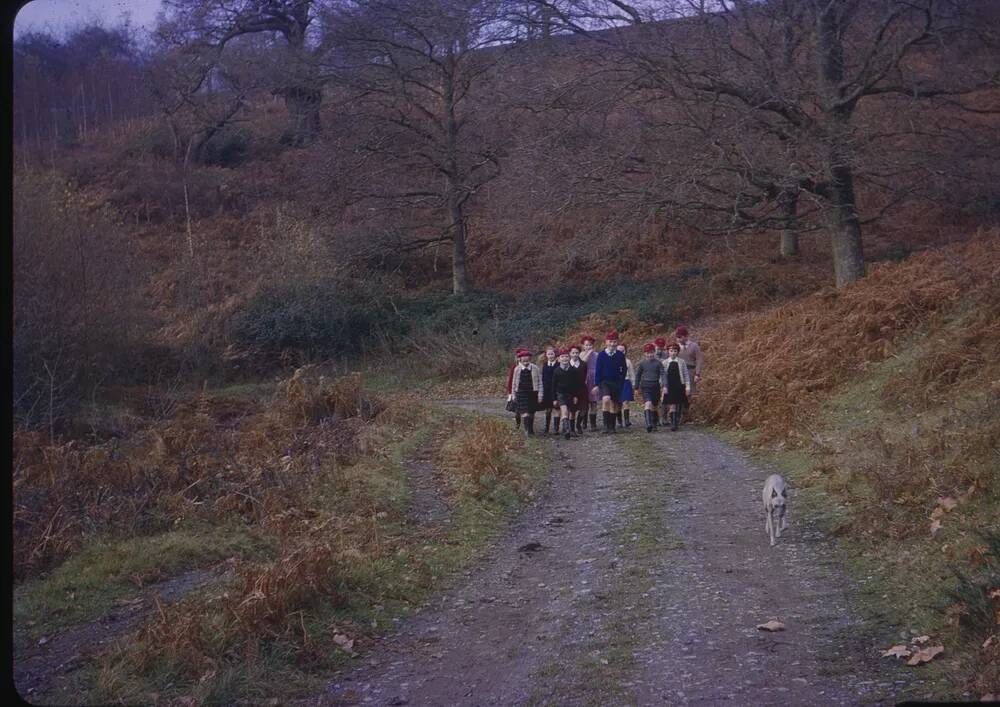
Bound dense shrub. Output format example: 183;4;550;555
13;172;150;430
196;127;252;168
230;278;398;357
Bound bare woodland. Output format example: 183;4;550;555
12;0;1000;422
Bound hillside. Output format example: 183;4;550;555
11;1;1000;702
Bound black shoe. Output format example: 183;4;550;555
515;415;521;429
525;415;535;435
652;411;660;427
575;416;583;433
616;411;623;428
562;419;572;440
670;411;678;431
644;410;653;432
624;410;631;427
590;413;598;431
544;412;551;434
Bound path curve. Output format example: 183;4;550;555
313;399;911;706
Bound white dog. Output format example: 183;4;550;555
762;474;788;546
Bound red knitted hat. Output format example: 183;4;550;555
569;343;581;352
581;335;595;344
643;343;656;353
519;349;533;357
558;348;571;356
654;337;667;347
606;330;619;341
674;325;689;336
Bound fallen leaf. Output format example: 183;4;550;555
757;620;786;632
937;496;958;511
913;635;930;644
881;645;912;659
333;634;355;652
930;519;942;536
38;636;49;646
982;635;995;650
906;645;944;666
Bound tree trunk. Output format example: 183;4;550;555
779;189;799;257
828;158;865;287
817;4;865;288
450;200;469;295
443;53;470;295
280;85;321;146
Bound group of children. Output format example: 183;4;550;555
505;327;705;439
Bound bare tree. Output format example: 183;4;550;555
332;0;515;294
158;0;341;145
530;0;1000;286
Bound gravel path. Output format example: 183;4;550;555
313;400;911;705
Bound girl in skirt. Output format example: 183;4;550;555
662;341;692;431
580;335;599;431
540;346;560;434
617;342;635;428
508;348;543;435
505;352;523;430
634;343;665;432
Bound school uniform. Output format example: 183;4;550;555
677;340;704;395
621;357;636;402
541;360;558;407
510;362;542;414
569;360;587;412
661;356;691;405
634;358;665;403
581;349;598;403
595;348;627;401
553;364;578;409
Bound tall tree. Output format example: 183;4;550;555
158;0;339;145
533;0;1000;286
332;0;515;294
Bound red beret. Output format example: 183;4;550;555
654;337;667;347
569;343;581;351
581;335;595;344
558;348;571;356
606;330;619;341
519;349;533;357
674;326;689;336
643;343;656;353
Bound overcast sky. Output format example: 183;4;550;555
14;0;163;36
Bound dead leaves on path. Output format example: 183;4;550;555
881;636;944;666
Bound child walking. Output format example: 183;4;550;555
675;326;704;424
594;331;628;434
634;343;665;432
617;342;635;428
662;341;692;431
579;335;598;432
540;346;560;434
553;348;579;440
569;344;588;435
507;349;543;435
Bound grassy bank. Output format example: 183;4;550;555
14;372;549;704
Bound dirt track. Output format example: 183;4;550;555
314;400;916;706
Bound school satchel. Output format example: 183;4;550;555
505;399;516;412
